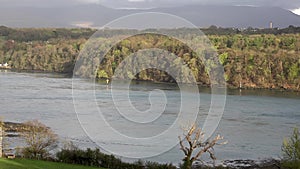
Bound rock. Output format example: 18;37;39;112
223;159;281;169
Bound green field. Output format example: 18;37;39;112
0;158;104;169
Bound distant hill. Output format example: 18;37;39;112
0;5;299;28
153;5;300;28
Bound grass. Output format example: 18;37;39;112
0;158;105;169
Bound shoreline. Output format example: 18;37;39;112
193;158;282;169
3;121;26;133
2;69;300;93
3;121;285;169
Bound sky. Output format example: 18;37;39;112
1;0;300;15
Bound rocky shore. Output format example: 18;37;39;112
222;159;281;169
4;122;27;133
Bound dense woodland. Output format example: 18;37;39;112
0;26;299;91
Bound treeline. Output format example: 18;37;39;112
0;26;95;42
74;33;300;91
202;25;300;35
0;38;82;73
211;33;300;90
0;27;299;91
1;25;300;42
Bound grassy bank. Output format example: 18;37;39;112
0;158;105;169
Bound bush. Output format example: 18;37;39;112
144;161;176;169
282;128;300;169
56;145;176;169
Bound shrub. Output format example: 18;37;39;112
56;145;176;169
282;128;300;169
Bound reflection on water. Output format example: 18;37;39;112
0;71;299;163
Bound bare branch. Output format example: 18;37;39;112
178;136;188;156
179;123;227;169
21;120;57;159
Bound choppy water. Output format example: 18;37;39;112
0;71;299;164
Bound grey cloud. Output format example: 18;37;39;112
0;0;299;9
0;0;102;7
89;0;300;9
235;0;300;9
98;0;300;9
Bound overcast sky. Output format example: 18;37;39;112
1;0;300;11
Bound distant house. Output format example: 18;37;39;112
5;153;15;159
0;63;10;69
3;147;17;159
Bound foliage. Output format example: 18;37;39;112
0;27;300;91
0;26;96;42
0;117;3;128
201;25;300;35
97;69;109;79
282;128;300;169
178;123;227;169
1;26;300;42
56;145;176;169
218;52;228;65
21;120;58;160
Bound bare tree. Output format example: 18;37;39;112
178;123;227;169
21;120;58;159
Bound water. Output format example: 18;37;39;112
0;71;299;164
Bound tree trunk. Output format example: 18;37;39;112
0;127;2;158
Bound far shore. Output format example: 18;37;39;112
2;69;300;93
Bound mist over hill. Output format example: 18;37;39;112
0;4;299;28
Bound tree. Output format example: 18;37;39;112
178;123;226;169
21;120;58;159
0;118;11;158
